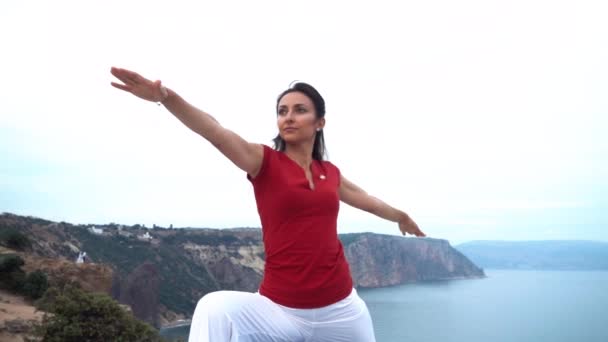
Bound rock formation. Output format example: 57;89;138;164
343;233;484;287
117;262;160;328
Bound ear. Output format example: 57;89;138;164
316;118;326;131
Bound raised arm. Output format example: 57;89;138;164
110;67;263;177
339;174;426;237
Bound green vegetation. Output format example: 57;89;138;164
23;270;49;299
0;228;31;250
0;254;26;292
0;254;49;299
35;282;163;342
0;253;25;272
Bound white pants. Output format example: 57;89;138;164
188;288;376;342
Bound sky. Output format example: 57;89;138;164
1;0;607;245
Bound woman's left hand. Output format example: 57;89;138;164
398;215;426;237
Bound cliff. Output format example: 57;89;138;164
343;233;484;287
1;213;484;327
116;262;161;327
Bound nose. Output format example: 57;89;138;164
285;110;296;122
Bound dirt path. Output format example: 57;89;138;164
0;289;43;342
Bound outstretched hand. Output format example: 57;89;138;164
399;215;426;237
110;67;168;103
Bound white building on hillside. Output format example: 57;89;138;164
89;227;103;235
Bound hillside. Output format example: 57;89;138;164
0;244;114;341
1;213;484;327
456;240;608;270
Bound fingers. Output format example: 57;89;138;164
414;224;426;237
412;225;426;237
110;67;141;85
111;66;130;80
111;66;137;78
126;72;141;85
110;67;132;85
399;223;427;237
110;82;130;92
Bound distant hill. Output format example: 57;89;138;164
1;213;484;327
456;240;608;270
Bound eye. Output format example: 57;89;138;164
278;108;287;115
297;107;307;113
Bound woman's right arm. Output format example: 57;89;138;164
110;67;263;177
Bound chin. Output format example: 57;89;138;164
280;134;306;145
281;137;298;144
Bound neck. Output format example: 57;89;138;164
285;141;314;168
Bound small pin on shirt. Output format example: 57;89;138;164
320;175;326;180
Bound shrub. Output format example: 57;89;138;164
0;228;31;250
0;256;49;299
1;269;26;292
35;283;163;342
23;270;49;300
0;254;26;292
0;254;25;272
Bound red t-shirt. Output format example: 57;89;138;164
247;145;353;308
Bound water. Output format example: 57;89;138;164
161;270;608;341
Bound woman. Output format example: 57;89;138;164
110;67;426;342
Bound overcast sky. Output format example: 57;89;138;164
1;0;606;245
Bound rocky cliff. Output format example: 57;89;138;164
342;233;484;287
117;262;161;327
1;213;484;327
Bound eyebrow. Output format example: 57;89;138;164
278;103;307;108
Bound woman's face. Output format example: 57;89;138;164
277;91;324;144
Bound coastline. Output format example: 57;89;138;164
161;319;192;330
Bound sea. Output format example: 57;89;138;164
160;270;608;341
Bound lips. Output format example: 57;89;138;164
283;127;297;132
